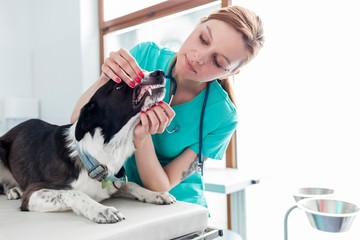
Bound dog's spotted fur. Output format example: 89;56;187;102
0;70;176;223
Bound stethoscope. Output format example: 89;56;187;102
165;58;210;175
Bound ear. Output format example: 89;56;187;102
75;101;100;141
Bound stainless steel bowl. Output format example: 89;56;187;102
293;187;334;202
297;198;360;232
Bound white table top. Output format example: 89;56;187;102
204;168;260;194
0;196;209;240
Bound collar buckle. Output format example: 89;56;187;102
88;164;108;181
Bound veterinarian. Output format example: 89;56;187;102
71;5;264;208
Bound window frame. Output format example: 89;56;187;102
98;0;226;64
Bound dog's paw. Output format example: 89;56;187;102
90;206;125;224
143;192;176;205
6;187;23;200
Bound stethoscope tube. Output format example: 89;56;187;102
165;58;209;176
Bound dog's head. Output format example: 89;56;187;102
75;70;166;142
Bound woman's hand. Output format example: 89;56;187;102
134;101;175;142
101;48;144;88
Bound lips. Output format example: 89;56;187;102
132;83;164;107
185;55;197;73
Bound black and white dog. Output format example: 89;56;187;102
0;70;175;223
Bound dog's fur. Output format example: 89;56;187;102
0;70;175;223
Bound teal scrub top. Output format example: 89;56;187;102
124;42;238;208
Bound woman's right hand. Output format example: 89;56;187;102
101;48;144;88
133;101;175;143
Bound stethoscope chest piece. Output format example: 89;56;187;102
165;124;180;134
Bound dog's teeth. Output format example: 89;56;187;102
149;84;163;90
148;88;152;96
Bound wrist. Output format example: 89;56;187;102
133;133;151;149
99;73;110;84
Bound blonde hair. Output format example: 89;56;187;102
201;5;264;105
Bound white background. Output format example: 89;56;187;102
231;0;360;239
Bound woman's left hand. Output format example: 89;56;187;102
134;101;175;139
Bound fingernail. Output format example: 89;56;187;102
138;71;144;78
129;81;135;88
116;77;121;83
158;101;164;104
141;110;146;114
135;76;141;84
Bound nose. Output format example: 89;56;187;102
192;52;205;66
150;70;164;78
194;59;204;65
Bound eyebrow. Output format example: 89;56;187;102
205;25;231;65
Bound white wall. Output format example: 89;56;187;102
0;0;99;134
30;0;83;124
232;0;360;239
0;0;32;133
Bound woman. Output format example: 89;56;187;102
71;5;264;208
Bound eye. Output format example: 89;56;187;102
212;56;222;68
115;85;123;90
199;34;208;45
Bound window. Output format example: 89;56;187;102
99;0;222;62
103;3;220;58
103;0;166;21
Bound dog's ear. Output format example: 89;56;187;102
75;101;101;141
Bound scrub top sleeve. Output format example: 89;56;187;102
129;42;174;72
129;42;152;66
129;43;141;60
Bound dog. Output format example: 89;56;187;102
0;70;176;224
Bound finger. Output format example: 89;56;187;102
144;109;160;134
118;48;144;80
151;106;169;133
101;58;122;83
158;102;175;124
102;54;133;85
112;49;143;87
108;51;136;87
139;111;150;133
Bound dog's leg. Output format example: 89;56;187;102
0;161;23;200
23;188;125;224
113;182;176;204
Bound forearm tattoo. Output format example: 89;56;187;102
181;156;208;180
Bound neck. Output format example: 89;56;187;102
170;76;207;106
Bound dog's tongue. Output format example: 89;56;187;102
137;85;151;101
141;85;151;96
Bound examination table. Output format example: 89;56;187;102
0;195;222;240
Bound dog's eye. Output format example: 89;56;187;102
115;85;123;90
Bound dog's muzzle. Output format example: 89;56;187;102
132;70;166;108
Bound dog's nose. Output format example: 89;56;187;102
150;70;164;78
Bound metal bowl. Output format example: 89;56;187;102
293;187;334;202
297;198;360;232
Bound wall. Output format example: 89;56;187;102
0;0;32;133
0;0;99;134
30;0;83;124
232;0;360;239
